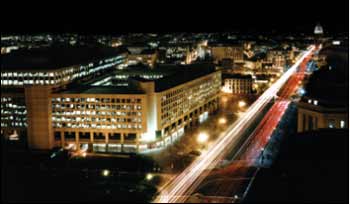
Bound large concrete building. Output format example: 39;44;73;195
1;48;221;152
1;46;128;149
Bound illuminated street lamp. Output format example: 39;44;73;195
146;173;154;181
218;117;227;125
238;101;246;108
102;169;110;177
197;132;209;144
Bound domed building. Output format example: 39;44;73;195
314;23;323;35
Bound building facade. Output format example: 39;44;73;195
1;47;128;147
221;74;253;94
2;49;221;153
297;97;348;133
211;45;244;64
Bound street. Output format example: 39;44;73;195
154;46;315;203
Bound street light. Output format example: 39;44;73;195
102;169;110;177
146;173;154;181
197;132;209;144
238;100;246;108
218;117;227;125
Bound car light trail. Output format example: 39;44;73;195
155;46;315;203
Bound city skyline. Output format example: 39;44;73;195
1;1;348;203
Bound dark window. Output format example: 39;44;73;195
110;133;121;140
125;133;136;140
79;132;90;139
54;132;61;140
94;133;105;140
308;115;313;131
64;132;75;139
315;117;318;129
156;131;162;139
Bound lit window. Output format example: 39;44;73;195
340;120;345;128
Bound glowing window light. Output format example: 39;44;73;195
340;120;345;128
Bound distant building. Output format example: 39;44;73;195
314;23;323;35
210;44;244;64
221;74;253;94
127;48;158;68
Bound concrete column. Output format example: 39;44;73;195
314;116;318;130
75;131;80;151
105;132;109;144
297;111;304;133
136;132;140;152
121;133;125;152
90;131;94;143
60;131;65;147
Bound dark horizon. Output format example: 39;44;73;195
2;0;348;35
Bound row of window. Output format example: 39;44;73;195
1;57;125;86
52;104;142;110
53;123;142;129
52;116;142;123
52;110;142;117
52;97;142;104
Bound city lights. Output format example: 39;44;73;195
218;117;227;125
102;169;110;177
197;132;209;144
238;100;246;108
3;23;347;204
146;173;154;181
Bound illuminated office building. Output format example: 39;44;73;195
221;74;253;94
50;64;221;153
2;48;221;152
1;47;128;148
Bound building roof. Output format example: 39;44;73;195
153;63;217;92
58;85;144;95
1;46;127;72
222;73;252;79
140;49;157;55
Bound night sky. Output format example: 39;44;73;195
2;0;348;35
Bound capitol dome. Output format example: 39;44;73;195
314;23;323;35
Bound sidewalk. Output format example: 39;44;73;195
254;102;298;168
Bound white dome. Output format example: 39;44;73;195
314;24;323;35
